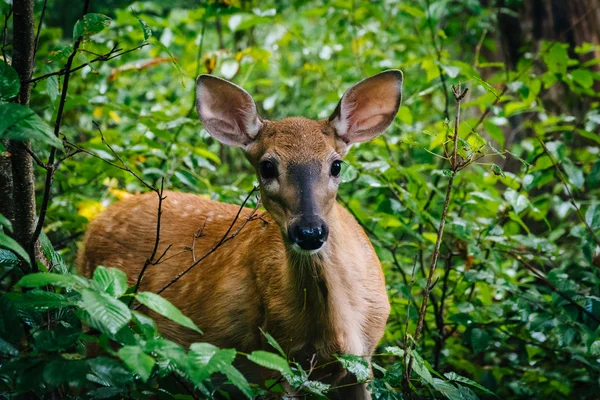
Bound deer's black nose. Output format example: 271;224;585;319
288;216;329;251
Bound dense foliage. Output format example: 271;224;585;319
1;0;599;398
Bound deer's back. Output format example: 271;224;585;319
77;190;280;349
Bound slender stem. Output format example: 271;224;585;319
30;0;91;257
535;134;600;247
404;84;467;387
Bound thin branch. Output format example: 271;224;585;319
27;42;149;85
129;178;166;306
424;0;450;120
508;251;600;324
404;83;467;387
30;0;91;261
147;187;260;300
32;0;48;67
402;256;418;391
1;5;11;61
535;134;600;247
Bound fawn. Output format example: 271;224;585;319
78;70;402;398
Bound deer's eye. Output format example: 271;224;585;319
260;160;278;180
331;160;342;177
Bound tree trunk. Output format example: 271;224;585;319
9;0;37;268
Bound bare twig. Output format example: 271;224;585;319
32;0;48;66
404;83;467;387
402;256;418;390
424;0;450;120
146;187;260;300
129;178;166;306
29;0;91;267
27;42;149;85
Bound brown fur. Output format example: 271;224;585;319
79;71;400;398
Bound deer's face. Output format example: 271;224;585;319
196;71;402;253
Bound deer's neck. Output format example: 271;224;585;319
277;205;365;357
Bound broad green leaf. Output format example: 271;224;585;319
222;364;253;398
0;103;63;148
470;328;490;354
0;337;18;356
93;266;128;298
88;357;135;388
117;345;155;382
136;291;201;333
562;159;584;189
33;322;81;352
0;233;29;264
17;272;81;288
585;204;600;232
15;289;71;310
571;68;594;89
336;354;370;382
0;249;19;269
409;349;434;385
259;328;286;357
444;372;495;395
0;62;20;101
543;43;568;75
0;213;12;231
247;350;292;376
80;289;131;335
73;13;111;41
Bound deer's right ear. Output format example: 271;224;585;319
196;75;262;147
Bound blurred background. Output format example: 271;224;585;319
1;0;600;398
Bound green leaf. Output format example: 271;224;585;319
444;372;495;395
0;62;20;101
15;289;71;310
0;232;29;264
33;322;81;352
399;4;425;18
247;350;292;376
117;345;155;382
48;45;74;62
0;337;18;356
562;159;584;189
585;203;600;232
17;272;81;288
0;249;19;269
137;16;152;41
93;266;128;298
472;75;499;98
336;354;370;382
470;328;490;354
222;364;253;398
543;44;568;75
135;292;201;333
80;289;131;335
88;357;135;388
0;103;63;148
73;13;112;41
571;68;594;89
0;213;12;231
409;349;434;385
259;328;286;357
483;120;505;148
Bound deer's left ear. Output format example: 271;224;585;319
329;70;403;145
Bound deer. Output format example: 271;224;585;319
77;69;403;399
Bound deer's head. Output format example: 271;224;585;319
196;70;403;254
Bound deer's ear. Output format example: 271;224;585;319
196;75;262;147
329;70;403;145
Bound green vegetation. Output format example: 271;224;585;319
1;0;599;398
